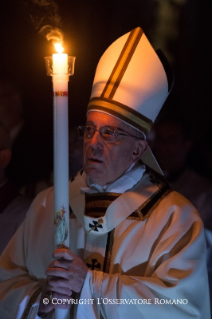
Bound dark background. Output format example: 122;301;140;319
0;0;211;169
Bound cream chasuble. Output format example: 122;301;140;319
0;166;210;319
69;165;169;276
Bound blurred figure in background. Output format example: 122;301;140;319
0;78;53;196
148;116;212;315
20;126;84;197
149;116;212;229
0;122;31;255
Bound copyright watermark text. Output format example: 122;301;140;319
43;298;188;305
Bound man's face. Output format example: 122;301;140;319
83;111;146;186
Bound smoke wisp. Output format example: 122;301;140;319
24;0;64;45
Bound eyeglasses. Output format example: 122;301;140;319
77;125;143;143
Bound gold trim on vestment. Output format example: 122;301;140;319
129;184;171;221
86;199;117;209
145;189;172;219
103;229;115;273
88;98;152;134
101;27;143;99
85;192;121;217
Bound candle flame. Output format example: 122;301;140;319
39;25;64;53
54;42;64;54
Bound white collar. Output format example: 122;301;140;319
80;162;146;194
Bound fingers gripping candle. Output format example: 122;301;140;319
45;39;75;319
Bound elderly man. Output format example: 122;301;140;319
0;27;210;319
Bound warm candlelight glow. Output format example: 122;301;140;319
54;42;64;54
52;53;68;75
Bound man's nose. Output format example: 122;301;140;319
89;130;103;146
88;131;104;155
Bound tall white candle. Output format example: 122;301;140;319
52;51;70;319
45;47;75;319
52;52;69;250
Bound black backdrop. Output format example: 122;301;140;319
0;0;211;151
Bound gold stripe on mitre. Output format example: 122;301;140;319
101;27;143;99
88;97;153;135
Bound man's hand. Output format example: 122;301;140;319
47;247;88;294
38;247;88;314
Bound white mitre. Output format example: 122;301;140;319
87;27;174;175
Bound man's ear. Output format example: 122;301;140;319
0;149;12;169
131;140;148;163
